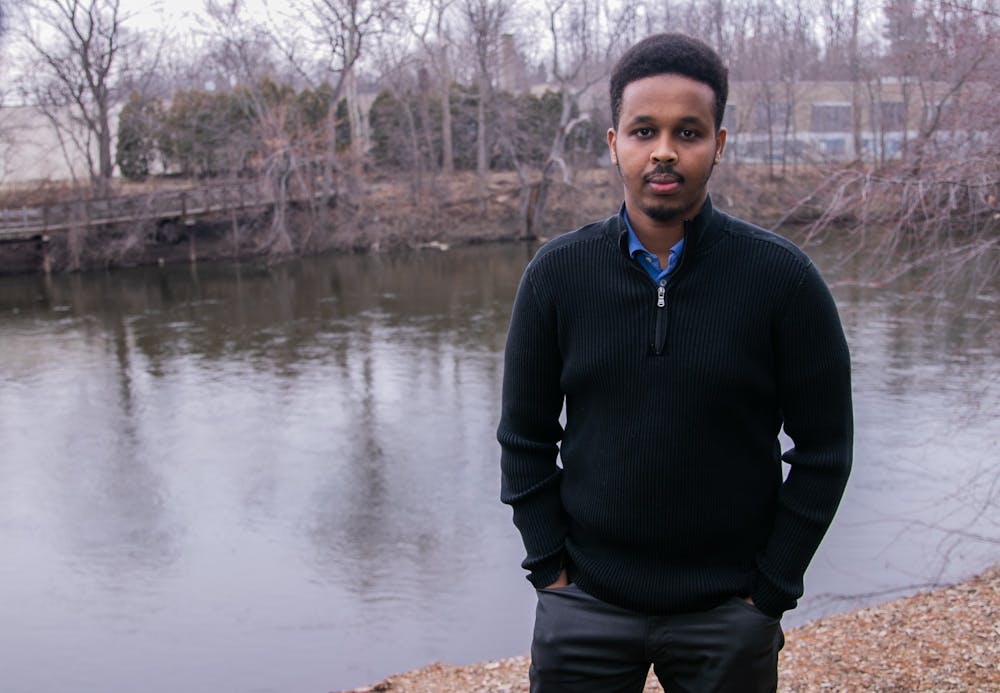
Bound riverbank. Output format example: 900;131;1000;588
342;565;999;692
0;166;813;275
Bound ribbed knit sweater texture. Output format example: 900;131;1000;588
497;197;853;619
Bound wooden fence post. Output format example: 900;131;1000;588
40;235;51;275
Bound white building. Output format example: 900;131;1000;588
0;104;119;186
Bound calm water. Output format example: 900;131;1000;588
1;242;997;692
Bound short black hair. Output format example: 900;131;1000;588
609;33;728;131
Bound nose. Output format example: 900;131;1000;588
649;133;677;164
651;134;678;165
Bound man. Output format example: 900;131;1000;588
497;33;853;692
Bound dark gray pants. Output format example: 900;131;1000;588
530;583;784;693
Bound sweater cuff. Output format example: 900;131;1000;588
525;551;564;590
750;571;798;619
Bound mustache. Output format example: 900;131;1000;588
644;164;684;182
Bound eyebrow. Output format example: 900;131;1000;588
625;114;707;128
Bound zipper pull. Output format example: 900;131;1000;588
657;281;666;308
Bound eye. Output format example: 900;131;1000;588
679;128;699;140
633;127;654;138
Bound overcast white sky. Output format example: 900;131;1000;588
126;0;269;32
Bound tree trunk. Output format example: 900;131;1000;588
849;0;863;162
344;69;364;203
346;70;367;160
521;93;586;238
98;100;113;184
440;83;454;175
476;73;489;213
439;44;455;175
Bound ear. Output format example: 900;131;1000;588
714;127;727;164
607;128;618;165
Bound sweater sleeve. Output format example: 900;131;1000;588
753;262;854;618
497;269;568;589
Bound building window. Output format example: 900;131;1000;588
810;103;852;133
751;101;789;133
878;102;906;131
818;137;847;157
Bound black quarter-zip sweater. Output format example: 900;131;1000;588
497;197;853;619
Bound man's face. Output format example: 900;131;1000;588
607;73;726;229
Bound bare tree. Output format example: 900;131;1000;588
461;0;508;211
273;0;398;153
369;26;433;200
268;0;398;208
195;1;280;90
0;2;12;183
18;0;136;194
783;0;999;292
814;0;874;159
410;0;457;175
513;0;633;236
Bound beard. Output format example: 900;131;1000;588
613;158;717;224
639;201;684;222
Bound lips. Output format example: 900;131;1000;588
645;172;682;193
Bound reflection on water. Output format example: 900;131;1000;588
0;242;997;692
805;274;1000;614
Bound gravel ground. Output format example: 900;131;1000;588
341;565;999;693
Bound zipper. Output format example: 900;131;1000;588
619;215;691;356
654;279;668;355
652;217;694;354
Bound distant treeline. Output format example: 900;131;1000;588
116;81;604;181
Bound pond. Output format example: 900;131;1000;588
0;240;997;692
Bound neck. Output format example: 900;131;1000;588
629;210;685;258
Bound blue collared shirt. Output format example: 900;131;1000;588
624;211;685;283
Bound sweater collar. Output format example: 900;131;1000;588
614;195;717;258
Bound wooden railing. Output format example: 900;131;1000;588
0;179;325;243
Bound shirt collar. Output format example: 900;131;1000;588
615;195;716;259
622;208;685;261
